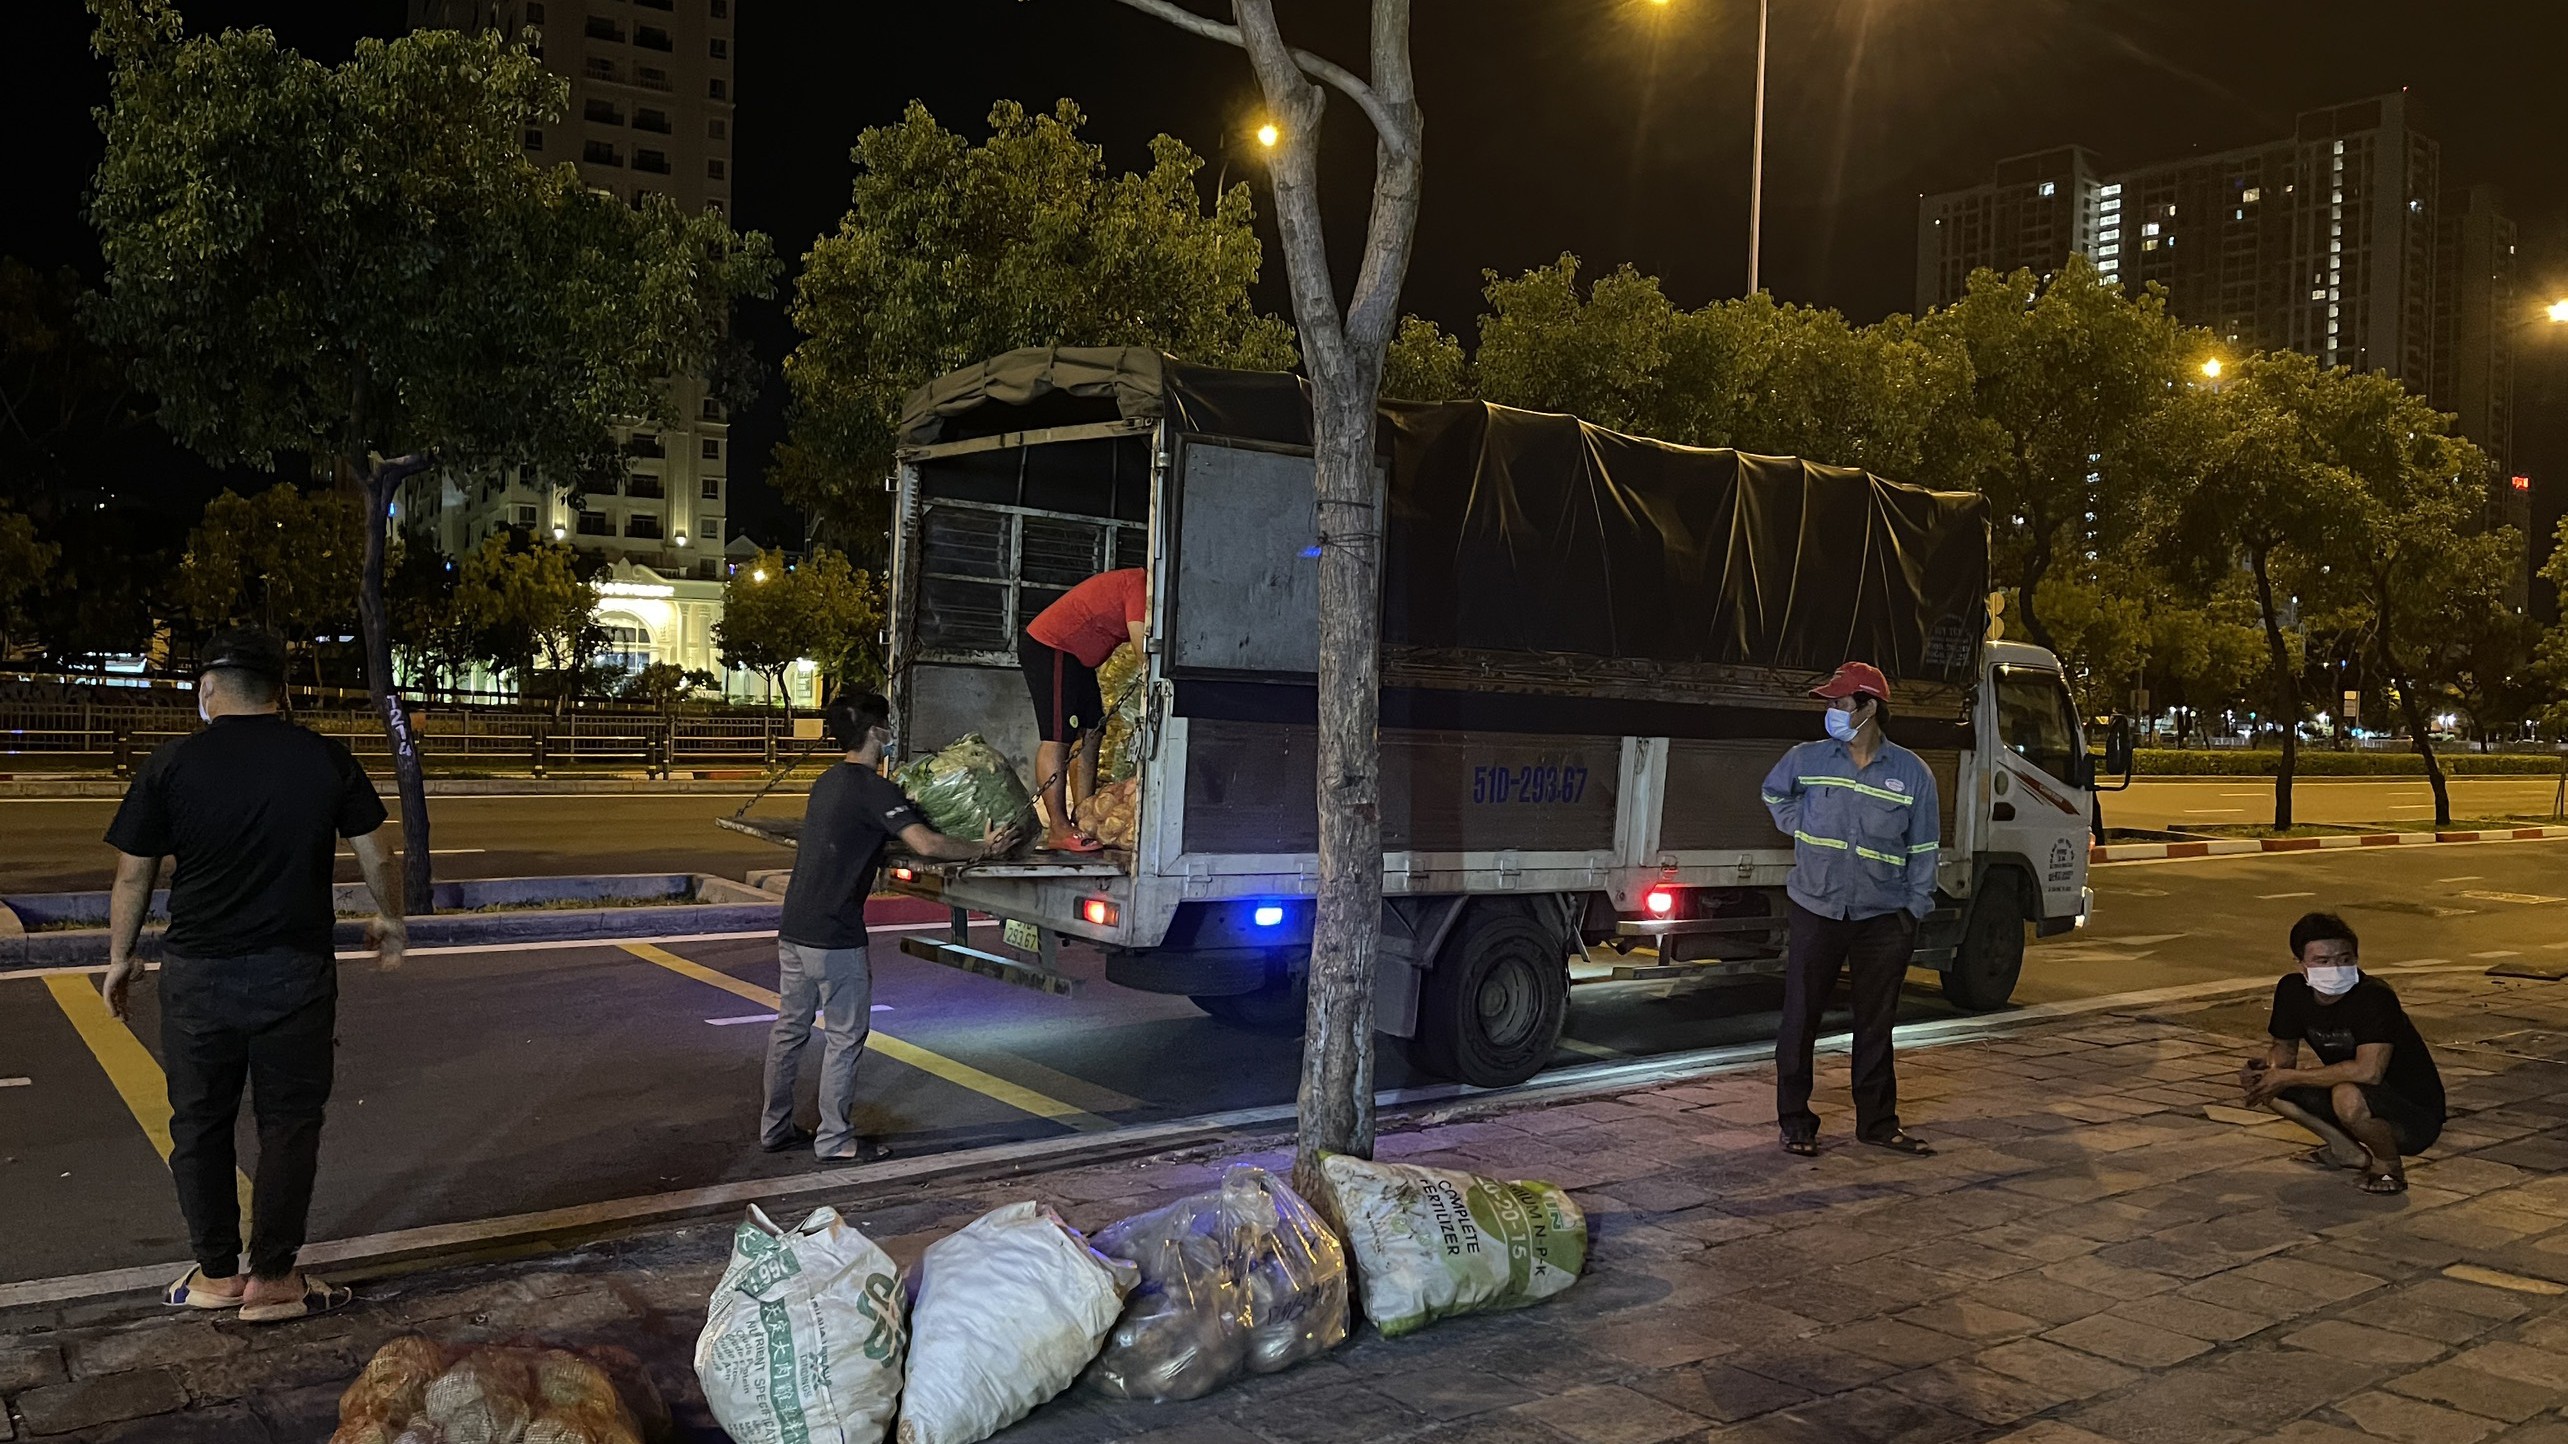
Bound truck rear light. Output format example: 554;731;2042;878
1253;904;1286;928
1644;888;1677;917
890;867;916;883
1081;897;1118;928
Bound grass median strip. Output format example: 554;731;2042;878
40;973;255;1220
614;941;1123;1132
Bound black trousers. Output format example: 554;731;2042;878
159;951;337;1280
1775;902;1916;1143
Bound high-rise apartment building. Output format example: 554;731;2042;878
1919;94;2525;602
402;1;794;697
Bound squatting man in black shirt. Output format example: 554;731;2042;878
763;692;1020;1163
100;629;405;1322
2242;912;2446;1195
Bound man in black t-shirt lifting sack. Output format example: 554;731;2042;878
2243;912;2445;1195
761;692;1020;1164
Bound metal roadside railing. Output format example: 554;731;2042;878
0;700;806;778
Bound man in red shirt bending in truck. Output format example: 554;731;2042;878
1021;567;1146;852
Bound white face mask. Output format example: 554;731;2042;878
1824;706;1863;743
2305;964;2359;997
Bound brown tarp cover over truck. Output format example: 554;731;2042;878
899;346;1990;698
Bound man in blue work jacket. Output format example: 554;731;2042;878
1762;660;1940;1158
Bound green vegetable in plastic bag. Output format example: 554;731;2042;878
894;734;1038;851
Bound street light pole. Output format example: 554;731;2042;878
1746;0;1768;295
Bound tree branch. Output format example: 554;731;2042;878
1104;0;1413;159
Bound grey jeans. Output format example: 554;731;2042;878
761;940;872;1156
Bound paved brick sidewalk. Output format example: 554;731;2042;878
10;966;2568;1443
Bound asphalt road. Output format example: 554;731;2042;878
2103;774;2566;831
0;793;808;893
12;836;2568;1286
8;775;2563;894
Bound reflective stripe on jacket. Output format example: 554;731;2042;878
1761;736;1941;921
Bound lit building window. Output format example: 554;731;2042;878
2242;187;2261;204
2038;181;2057;197
2142;222;2159;236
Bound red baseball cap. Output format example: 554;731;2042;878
1810;661;1891;702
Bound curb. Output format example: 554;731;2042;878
2092;825;2568;863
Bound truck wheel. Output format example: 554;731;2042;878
1191;972;1307;1034
1409;908;1569;1088
1945;872;2027;1011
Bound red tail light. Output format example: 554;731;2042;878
890;867;916;883
1645;888;1676;917
1081;897;1118;928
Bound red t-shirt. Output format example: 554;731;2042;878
1028;568;1147;668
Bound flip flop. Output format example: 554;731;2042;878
1043;832;1106;855
2360;1170;2407;1195
2301;1147;2367;1171
237;1274;353;1324
1780;1136;1820;1157
819;1139;896;1165
165;1267;244;1310
1862;1131;1936;1157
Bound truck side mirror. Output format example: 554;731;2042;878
2104;714;2136;777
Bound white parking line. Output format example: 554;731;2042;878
2473;951;2522;959
2257;892;2316;900
2439;876;2482;882
0;1077;29;1088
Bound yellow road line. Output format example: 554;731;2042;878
43;975;255;1220
616;943;1119;1132
1556;1036;1628;1060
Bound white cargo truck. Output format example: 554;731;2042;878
871;348;2128;1088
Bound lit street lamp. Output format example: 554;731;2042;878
1256;122;1279;149
2549;298;2568;325
2199;357;2223;380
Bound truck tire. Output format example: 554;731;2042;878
1408;907;1569;1088
1944;871;2027;1011
1191;972;1307;1034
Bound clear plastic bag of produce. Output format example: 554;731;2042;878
1094;643;1147;784
893;733;1037;851
695;1205;906;1444
330;1335;671;1444
1081;1166;1349;1402
1316;1154;1587;1339
898;1201;1138;1444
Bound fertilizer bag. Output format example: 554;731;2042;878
1081;1166;1348;1402
893;734;1038;848
898;1201;1137;1444
695;1205;906;1444
1316;1155;1587;1339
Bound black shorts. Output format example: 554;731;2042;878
2278;1083;2444;1156
1018;631;1105;743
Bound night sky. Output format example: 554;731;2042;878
10;2;2566;549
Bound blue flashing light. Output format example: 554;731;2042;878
1253;904;1286;928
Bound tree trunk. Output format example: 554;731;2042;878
2376;609;2451;827
2015;515;2058;653
2249;547;2297;831
358;455;434;913
1299;365;1387;1175
1108;0;1421;1199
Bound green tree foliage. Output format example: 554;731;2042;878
618;661;719;707
1921;257;2194;651
781;99;1298;551
85;0;773;904
449;534;603;706
0;504;59;660
714;547;885;711
2147;353;2359;828
175;485;363;664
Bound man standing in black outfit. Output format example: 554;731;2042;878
763;691;1019;1163
2245;912;2445;1195
101;629;404;1322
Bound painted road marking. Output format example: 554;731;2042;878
2464;891;2566;906
2183;808;2244;814
2440;876;2484;883
2097;933;2187;946
616;942;1127;1130
2473;951;2522;959
0;1076;29;1088
40;975;253;1219
1556;1037;1627;1060
2258;891;2317;900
